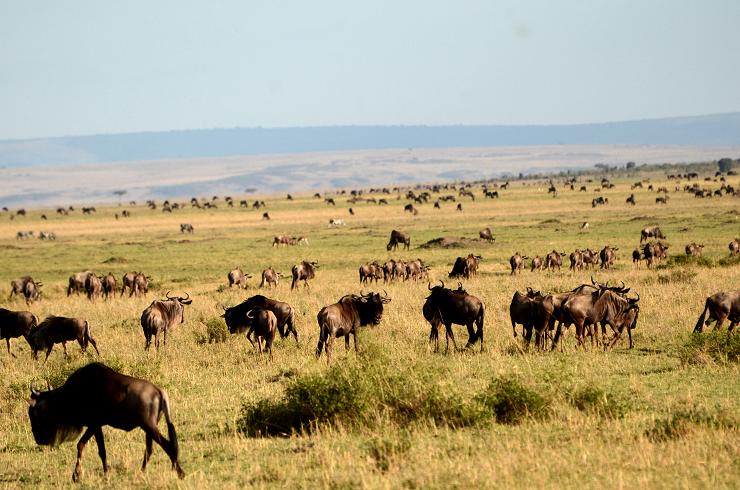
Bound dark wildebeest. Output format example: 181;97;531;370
423;281;485;353
228;267;252;288
68;271;93;296
23;278;42;304
626;194;636;205
291;261;318;290
85;274;103;303
359;262;383;285
383;259;397;283
632;249;641;267
655;196;669;204
599;246;618;270
530;256;544;272
640;226;666;243
180;223;194;234
140;292;192;350
403;203;416;214
102;273;117;300
223;294;298;342
16;230;34;240
272;235;295;247
569;249;583;271
260;267;282;288
509;253;527;275
244;309;277;359
133;273;150;296
315;292;391;362
28;362;184;482
386;230;411;251
449;254;482;279
509;288;543;338
693;291;739;333
729;238;740;256
262;212;271;220
685;243;704;257
643;242;668;268
479;227;495;243
29;316;100;361
546;250;566;271
0;308;36;356
121;272;138;296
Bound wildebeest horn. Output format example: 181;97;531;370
428;282;433;290
457;282;463;290
165;290;173;299
245;309;254;319
591;276;598;286
629;293;640;303
382;289;389;298
179;292;192;304
439;280;445;289
30;383;39;396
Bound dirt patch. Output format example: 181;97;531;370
419;236;485;249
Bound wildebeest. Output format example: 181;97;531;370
85;274;103;303
569;249;583;271
382;259;398;283
546;250;566;271
121;272;137;296
509;288;543;338
632;249;641;266
581;248;598;269
68;271;93;296
243;309;277;359
82;206;96;215
16;230;34;240
328;218;345;227
479;227;495;243
325;198;336;206
38;231;56;240
655;196;669;204
509;252;527;275
405;258;430;282
180;223;194;234
626;194;636;205
272;235;296;247
592;196;608;207
28;362;185;482
223;294;298;342
102;273;117;300
228;267;252;288
640;226;666;243
0;308;36;356
599;246;618;270
315;291;391;361
693;291;739;333
449;254;482;279
685;243;704;256
730;238;740;256
423;281;485;353
530;255;544;272
386;230;411;251
643;242;668;268
291;261;318;290
262;212;271;220
9;276;33;299
359;262;383;285
133;273;150;296
140;292;192;350
29;316;100;361
259;267;282;288
10;276;42;304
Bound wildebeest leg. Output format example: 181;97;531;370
142;433;154;471
713;315;726;332
344;334;350;351
325;335;334;363
465;323;475;349
428;324;439;352
93;428;109;475
154;334;159;351
62;341;69;357
141;422;183;478
551;323;562;352
246;330;256;349
445;323;458;353
607;327;624;350
72;427;96;482
6;338;16;358
627;326;634;349
144;334;151;351
353;331;359;352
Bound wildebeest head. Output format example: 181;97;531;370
28;385;83;446
353;291;391;326
164;291;192;323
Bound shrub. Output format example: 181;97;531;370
476;376;549;424
679;331;740;365
717;254;740;267
660;255;714;269
657;269;697;284
364;431;412;472
645;405;736;442
568;385;628;419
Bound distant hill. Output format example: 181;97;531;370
1;113;739;167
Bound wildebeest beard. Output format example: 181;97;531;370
356;296;384;326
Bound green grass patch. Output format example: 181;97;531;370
567;384;629;419
476;376;550;424
679;331;740;365
645;405;736;442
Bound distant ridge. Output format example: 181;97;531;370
1;113;739;167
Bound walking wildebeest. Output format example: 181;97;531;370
28;362;185;482
449;254;482;279
423;281;485;353
260;268;282;288
405;258;429;282
272;235;296;247
243;309;277;359
632;249;641;267
530;256;544;272
626;194;636;205
121;272;138;296
9;276;34;299
386;230;411;251
509;288;543;338
729;238;740;256
315;291;391;362
11;276;42;304
102;273;117;300
140;292;192;350
328;218;345;227
640;226;666;243
29;316;100;361
685;243;705;256
569;249;583;271
655;196;669;204
0;308;36;356
479;227;495;243
223;294;298;342
693;291;739;333
133;273;150;296
180;223;194;234
581;248;598;269
599;246;618;270
228;267;252;288
291;261;318;290
546;250;566;271
359;262;383;285
68;271;93;296
509;253;527;275
85;274;103;303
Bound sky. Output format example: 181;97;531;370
1;0;739;140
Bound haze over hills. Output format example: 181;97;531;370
1;113;739;168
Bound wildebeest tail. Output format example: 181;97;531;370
693;298;710;333
315;324;327;358
160;390;180;461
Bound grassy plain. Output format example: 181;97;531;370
0;167;738;489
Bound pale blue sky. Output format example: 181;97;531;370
1;0;739;139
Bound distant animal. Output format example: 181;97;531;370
259;268;282;288
291;261;319;290
626;194;636;205
325;198;336;206
640;226;666;243
479;227;495;243
228;267;252;288
180;223;194;234
423;281;485;353
0;308;37;356
243;309;277;359
133;273;150;296
599;246;618;270
85;274;103;303
328;218;346;227
359;262;383;285
102;273;117;300
386;230;411;251
632;249;641;266
272;235;296;246
223;294;298;342
456;203;463;212
16;230;34;240
530;256;543;272
296;236;309;246
449;254;482;279
545;250;566;271
569;249;583;271
685;243;704;257
655;196;669;204
730;238;740;256
9;276;36;300
27;362;184;482
140;292;192;350
580;222;590;232
509;253;527;275
38;231;56;240
262;212;271;220
348;207;355;215
693;291;739;333
68;271;93;296
29;316;99;361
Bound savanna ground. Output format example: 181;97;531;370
0;164;738;489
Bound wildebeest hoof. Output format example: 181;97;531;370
72;468;82;482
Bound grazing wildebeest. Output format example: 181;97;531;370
509;253;527;275
456;203;463;212
68;271;93;296
140;292;192;350
730;238;740;256
449;254;482;279
29;316;100;361
693;291;739;333
102;273;117;300
592;196;608;207
260;267;282;288
403;203;416;214
82;206;96;215
223;294;298;342
423;281;485;353
9;276;34;300
655;196;669;204
325;198;336;206
328;218;345;227
626;194;636;205
39;231;56;240
291;261;318;290
28;362;184;482
632;249;641;267
85;274;103;303
685;243;705;256
509;288;543;338
359;262;383;285
640;226;666;243
569;249;583;271
228;267;252;288
16;230;34;240
479;227;495;243
386;230;411;251
546;250;566;271
530;255;544;272
180;223;194;234
315;291;391;362
0;308;36;356
599;246;618;270
272;235;296;247
23;278;42;304
243;309;277;359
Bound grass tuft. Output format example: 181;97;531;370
567;384;629;419
645;405;736;442
679;331;740;365
476;376;549;424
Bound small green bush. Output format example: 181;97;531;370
679;331;740;365
476;377;549;424
364;431;412;472
717;254;740;267
660;255;714;269
657;269;696;284
568;385;628;419
645;405;736;442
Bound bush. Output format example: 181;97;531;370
646;405;736;442
568;385;628;419
717;254;740;267
657;269;697;284
679;331;740;365
476;377;549;424
660;255;714;269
